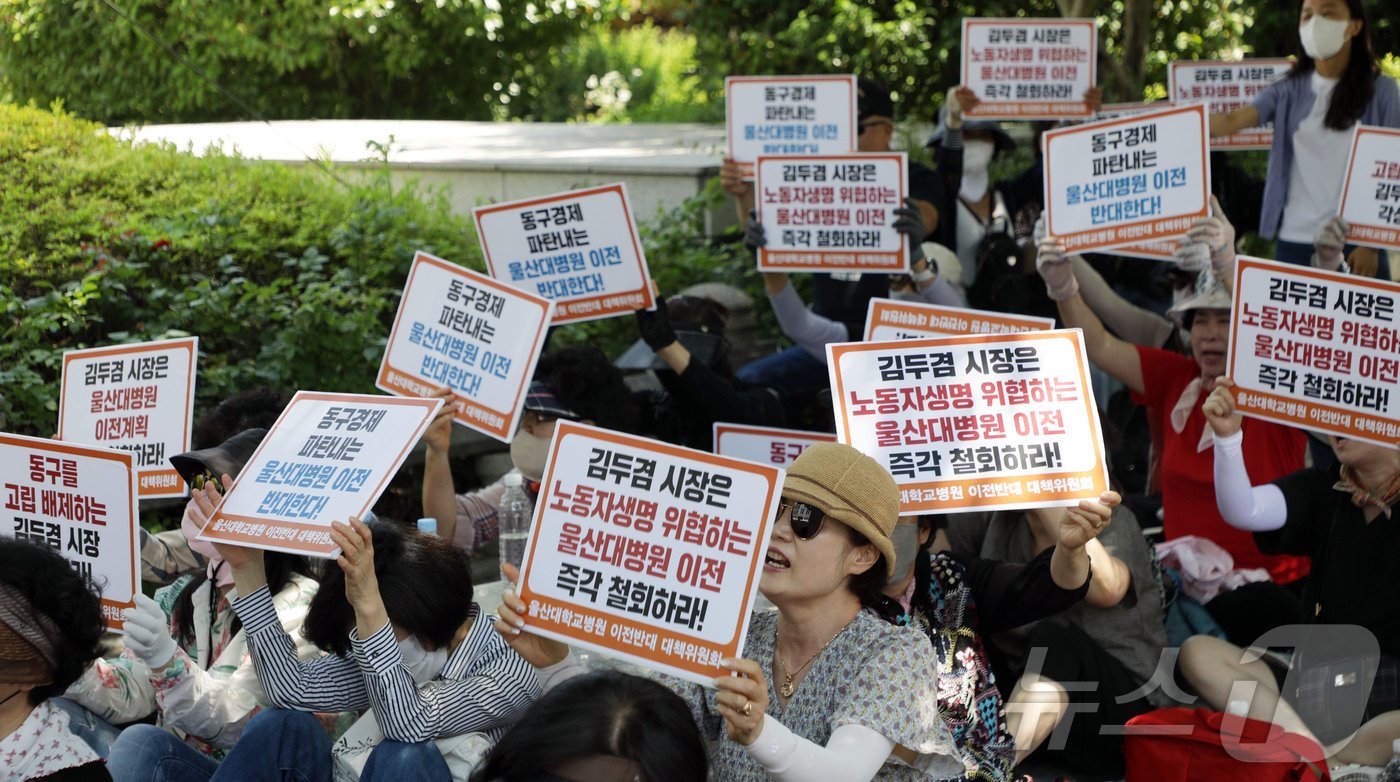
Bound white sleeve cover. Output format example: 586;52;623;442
744;716;897;782
1213;430;1288;532
767;282;849;361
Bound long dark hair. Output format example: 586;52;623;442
1289;0;1377;131
171;550;311;647
471;670;707;782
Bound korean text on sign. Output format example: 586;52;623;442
1043;103;1211;254
864;298;1054;342
58;337;197;500
1;434;138;630
726;75;858;180
827;331;1110;515
1227;256;1400;447
1168;59;1291;151
755;154;908;274
711;423;837;469
1338;126;1400;251
476;183;656;324
378;251;552;442
961;18;1097;120
516;422;780;686
197;392;443;558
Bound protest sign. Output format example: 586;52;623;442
754;153;907;273
1227;256;1399;447
377;252;552;442
1169;59;1291;150
197;393;443;558
725;75;858;180
57;337;197;500
476;184;656;324
961;18;1097;119
1043;103;1211;254
864;298;1054;342
711;423;837;468
515;421;779;686
828;330;1110;515
1;434;138;630
1097;101;1158;120
1337;126;1400;251
1106;240;1178;262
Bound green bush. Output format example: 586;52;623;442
0;102;481;436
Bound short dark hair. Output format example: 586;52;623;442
841;525;889;608
471;670;707;782
0;538;106;706
302;522;473;656
535;346;639;434
192;387;287;450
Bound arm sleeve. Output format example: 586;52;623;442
140;527;205;585
1074;257;1175;348
916;276;969;307
452;480;507;555
745;719;896;782
351;617;539;742
964;548;1090;635
1212;430;1289;532
1251;78;1283;126
768;281;848;361
534;652;587;693
232;586;370;712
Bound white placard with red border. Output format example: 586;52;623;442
1227;256;1399;447
197;392;443;558
725;75;858;180
961;18;1097;120
864;299;1054;342
711;423;837;469
1;434;138;630
1043;104;1211;254
1169;59;1291;150
1337;126;1400;251
377;251;552;442
755;153;907;273
827;330;1110;515
475;184;656;324
1096;101;1158;120
515;421;780;687
57;337;197;500
1108;239;1178;262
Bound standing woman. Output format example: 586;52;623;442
1210;0;1400;278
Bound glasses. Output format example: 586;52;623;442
857;119;891;136
777;499;828;540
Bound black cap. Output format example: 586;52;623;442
857;78;894;122
170;428;267;487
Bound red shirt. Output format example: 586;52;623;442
1132;345;1310;583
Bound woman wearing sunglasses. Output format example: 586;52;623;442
495;443;960;781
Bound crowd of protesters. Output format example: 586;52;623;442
4;0;1399;780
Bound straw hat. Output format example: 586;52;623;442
782;443;900;578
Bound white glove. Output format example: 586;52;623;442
122;593;178;670
1172;240;1212;271
1032;213;1048;246
945;87;964;131
1036;236;1079;301
1183;197;1237;282
1311;215;1348;271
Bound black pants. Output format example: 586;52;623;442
1016;619;1157;779
1204;579;1304;648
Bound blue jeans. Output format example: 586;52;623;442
1274;238;1391;280
736;345;829;407
361;739;452;781
108;709;331;782
51;697;122;758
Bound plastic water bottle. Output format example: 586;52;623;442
1380;739;1400;782
498;472;533;576
416;517;437;536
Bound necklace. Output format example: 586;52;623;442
775;618;854;699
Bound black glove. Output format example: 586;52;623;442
743;208;767;254
636;296;677;351
892;197;926;262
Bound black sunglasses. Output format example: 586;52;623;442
857;119;891;136
777;498;828;540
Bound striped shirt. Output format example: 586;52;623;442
232;586;540;743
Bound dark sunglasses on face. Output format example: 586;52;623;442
777;498;828;540
857;119;890;136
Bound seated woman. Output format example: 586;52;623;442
471;669;707;782
70;431;340;769
0;538;110;781
1177;377;1400;766
108;478;540;781
495;443;995;781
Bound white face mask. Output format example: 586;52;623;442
959;140;995;202
884;523;922;588
509;431;552;482
399;635;449;685
1299;15;1350;61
